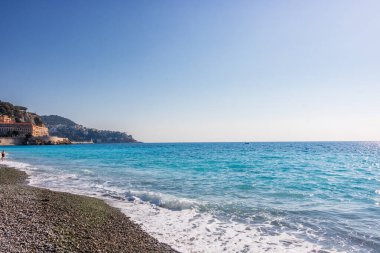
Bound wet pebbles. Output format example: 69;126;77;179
0;166;177;253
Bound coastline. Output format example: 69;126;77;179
2;142;375;252
0;165;176;253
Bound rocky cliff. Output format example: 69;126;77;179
0;100;44;126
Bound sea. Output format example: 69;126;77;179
1;142;380;253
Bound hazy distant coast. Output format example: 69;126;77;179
0;165;175;253
0;100;138;145
41;115;137;143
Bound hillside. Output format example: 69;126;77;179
41;115;137;143
0;100;44;126
40;115;77;127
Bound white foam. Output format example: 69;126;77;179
81;169;94;174
110;199;337;253
1;159;340;253
1;160;34;171
124;190;197;211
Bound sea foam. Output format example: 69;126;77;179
110;199;335;253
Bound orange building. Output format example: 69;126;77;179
32;124;49;136
0;115;49;137
0;115;13;123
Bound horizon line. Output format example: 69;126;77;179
130;140;380;144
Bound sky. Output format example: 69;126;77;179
0;0;380;142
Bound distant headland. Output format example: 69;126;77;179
0;100;137;145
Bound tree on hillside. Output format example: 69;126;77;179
34;117;43;126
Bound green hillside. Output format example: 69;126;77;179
0;100;44;126
41;115;137;143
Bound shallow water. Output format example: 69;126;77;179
2;142;380;252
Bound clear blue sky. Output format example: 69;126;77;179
1;0;379;142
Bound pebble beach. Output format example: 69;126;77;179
0;165;176;253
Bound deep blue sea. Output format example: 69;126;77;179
2;142;380;252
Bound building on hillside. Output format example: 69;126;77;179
0;115;49;137
32;124;49;136
0;115;13;123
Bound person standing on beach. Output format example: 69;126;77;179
1;150;5;161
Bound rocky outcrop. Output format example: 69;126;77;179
0;101;44;126
27;136;71;145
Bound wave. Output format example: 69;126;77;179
124;190;197;211
1;160;36;171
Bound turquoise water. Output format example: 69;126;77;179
2;142;380;252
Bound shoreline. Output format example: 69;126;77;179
0;156;334;253
0;165;177;253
